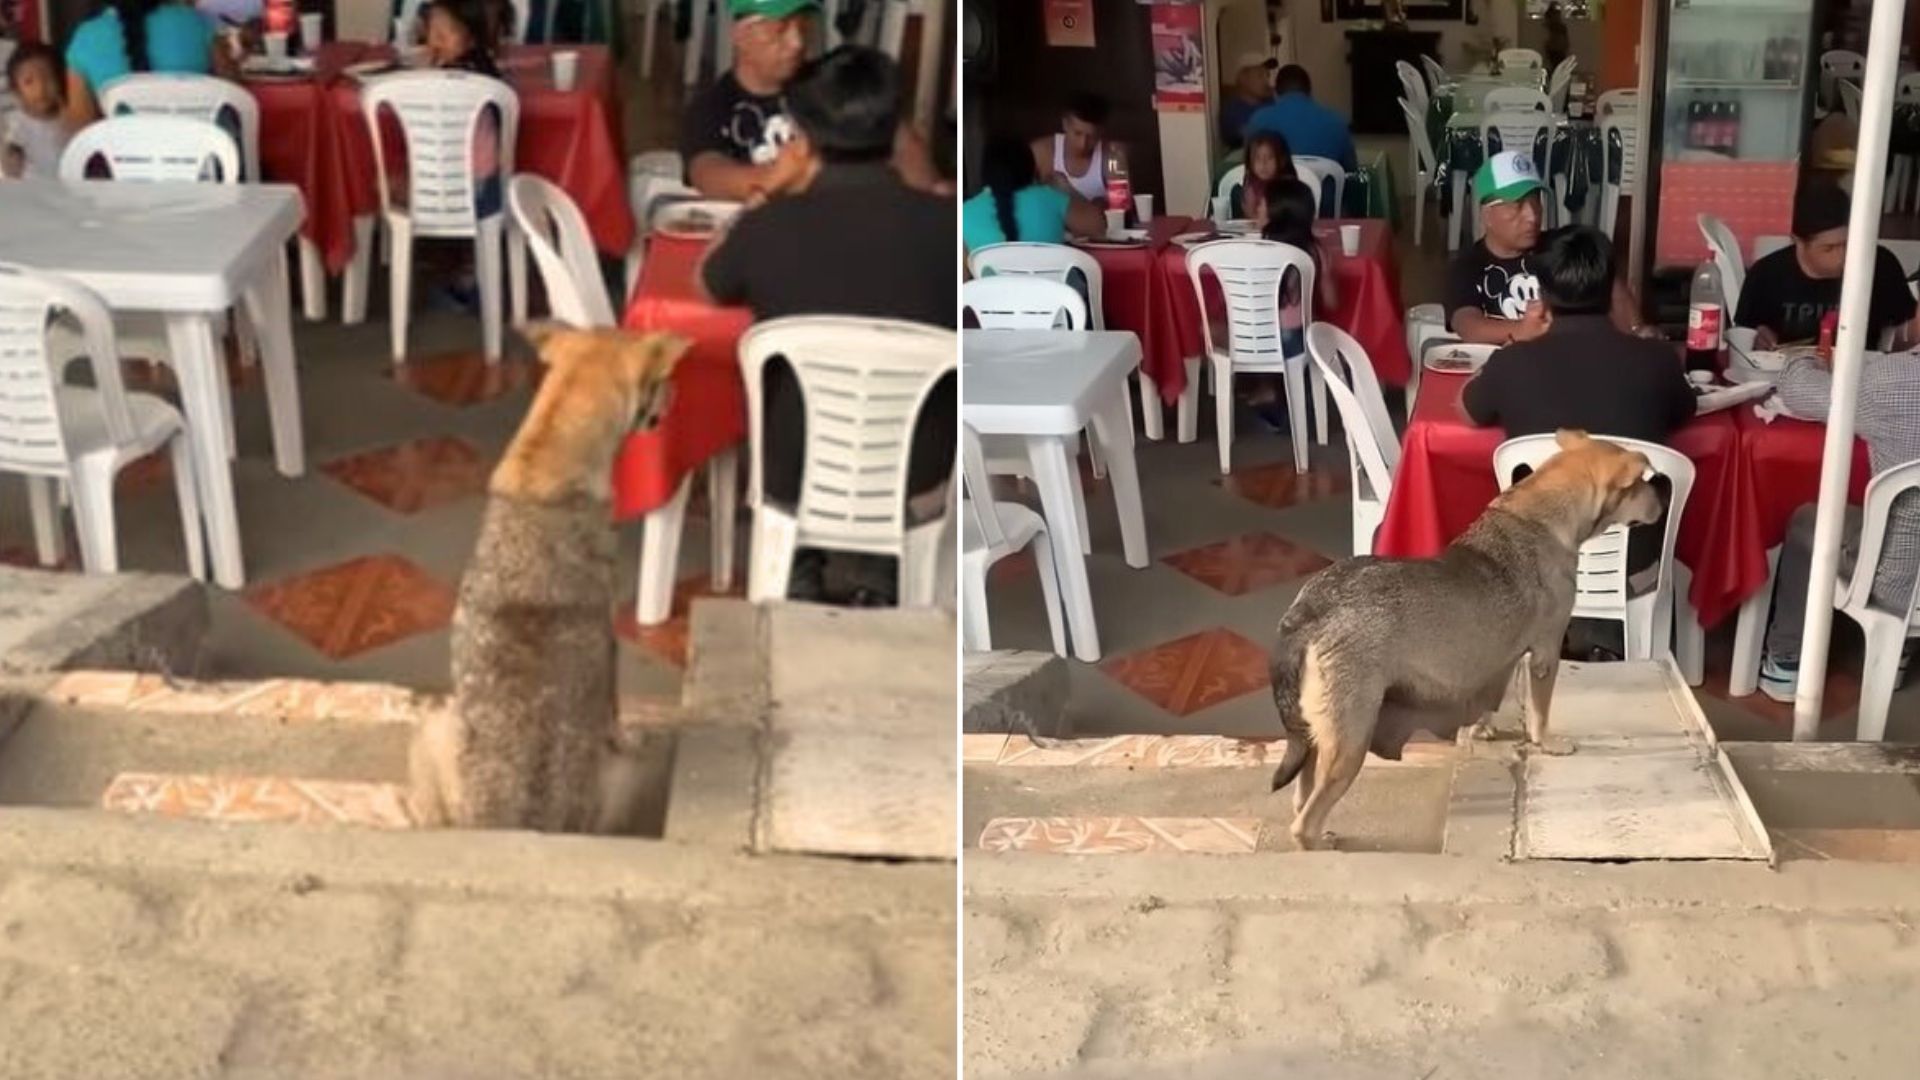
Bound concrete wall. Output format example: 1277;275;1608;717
338;0;389;43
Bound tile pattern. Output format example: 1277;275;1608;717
966;733;1452;769
1162;532;1332;596
46;671;435;723
615;575;746;668
1218;463;1350;510
244;554;456;660
321;436;491;514
1099;627;1272;716
102;772;416;829
1775;828;1920;862
978;816;1263;855
391;351;540;406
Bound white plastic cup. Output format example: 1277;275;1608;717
264;31;288;62
1211;195;1230;222
300;13;323;52
551;49;580;91
1133;193;1155;224
393;16;414;46
1104;209;1126;239
1339;223;1362;256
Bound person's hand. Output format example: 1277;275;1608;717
1514;300;1552;342
1633;323;1665;341
760;140;813;198
1753;325;1779;350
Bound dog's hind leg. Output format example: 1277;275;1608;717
1291;733;1367;851
1291;748;1317;818
1287;650;1379;851
1522;648;1575;755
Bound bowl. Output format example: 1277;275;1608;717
1743;349;1790;372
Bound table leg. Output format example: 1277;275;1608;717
1027;434;1101;662
297;237;327;322
342;216;375;325
1137;369;1164;441
1176;356;1200;444
1728;546;1782;698
635;474;692;626
241;246;307;478
165;313;245;589
1089;386;1148;569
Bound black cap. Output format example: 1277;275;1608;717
1791;181;1851;239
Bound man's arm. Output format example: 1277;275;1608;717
892;123;952;194
1773;355;1835;421
696;218;750;307
1610;278;1650;335
1459;356;1505;426
1451;304;1549;346
686;151;779;202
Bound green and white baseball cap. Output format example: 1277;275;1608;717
1473;151;1546;205
730;0;820;19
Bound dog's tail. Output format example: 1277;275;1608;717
1268;608;1317;793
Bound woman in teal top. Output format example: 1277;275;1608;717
63;0;229;126
962;136;1104;256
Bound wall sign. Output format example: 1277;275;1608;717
1150;3;1206;112
1044;0;1097;48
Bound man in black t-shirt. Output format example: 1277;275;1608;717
1734;181;1919;347
680;0;942;202
1445;152;1650;346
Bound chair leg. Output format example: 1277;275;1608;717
685;0;707;87
388;217;414;363
640;0;660;79
1857;621;1903;742
1028;527;1069;658
634;474;692;626
167;433;208;582
66;466;118;575
1084;428;1106;481
343;216;374;325
707;446;739;592
25;475;65;567
1728;546;1781;697
746;509;800;604
1281;358;1309;474
1309;361;1329;446
1137;369;1164;441
1673;563;1705;686
475;218;505;363
961;560;992;652
1412;178;1425;247
1176;357;1200;443
1213;358;1235;475
508;219;529;326
1070;465;1091;556
298;236;327;322
624;248;643;304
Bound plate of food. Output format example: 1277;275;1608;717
240;56;317;79
1692;379;1774;415
1214;219;1258;235
1073;228;1149;247
1422;344;1493;374
1171;230;1225;248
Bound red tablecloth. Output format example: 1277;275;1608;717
247;43;634;275
612;232;749;520
1372;371;1751;627
1084;218;1413;404
1732;407;1871;562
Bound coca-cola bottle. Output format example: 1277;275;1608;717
265;0;294;34
1818;309;1839;361
1687;260;1725;374
1103;145;1131;222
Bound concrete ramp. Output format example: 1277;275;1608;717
1515;660;1772;863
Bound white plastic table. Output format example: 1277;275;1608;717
0;179;307;589
963;329;1149;662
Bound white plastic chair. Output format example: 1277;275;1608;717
360;70;520;363
1493;434;1696;663
1403;301;1448;420
1498;48;1544;71
1892;75;1920;214
0;263;206;580
1598;102;1640;241
1395;60;1429;119
1822;49;1865;112
1306;324;1397;556
1399;98;1440;249
1839;78;1863;121
1185;239;1321;475
1547;56;1577;114
738;316;955;607
1419;54;1447;97
1293;155;1346;217
961;275;1087;330
639;0;672;77
59;113;238;182
1832;460;1920;741
1216;163;1248;216
1596;88;1640;117
1698;213;1746;323
1483;86;1553;115
959;425;1065;656
506;175;739;628
624;149;697;294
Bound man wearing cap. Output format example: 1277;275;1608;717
680;0;942;201
1735;180;1918;349
1242;65;1356;171
1446;151;1646;345
1219;52;1275;149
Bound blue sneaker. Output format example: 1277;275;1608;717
1759;654;1798;704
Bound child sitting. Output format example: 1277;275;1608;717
416;0;505;312
3;43;70;180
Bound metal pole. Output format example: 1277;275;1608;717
1792;0;1908;740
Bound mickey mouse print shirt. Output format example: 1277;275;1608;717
680;71;801;172
1444;240;1541;329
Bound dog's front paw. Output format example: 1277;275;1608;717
1290;827;1338;851
1526;734;1577;756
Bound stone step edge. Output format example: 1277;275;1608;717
963;733;1455;769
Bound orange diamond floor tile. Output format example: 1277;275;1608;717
615;575;747;668
1162;531;1333;596
320;436;491;514
978;816;1263;855
1217;463;1349;510
1099;627;1272;717
390;351;539;406
244;554;456;660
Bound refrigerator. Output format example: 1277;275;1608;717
1638;0;1823;290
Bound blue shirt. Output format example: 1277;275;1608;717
1219;95;1269;147
67;7;216;97
961;184;1071;253
1243;92;1358;171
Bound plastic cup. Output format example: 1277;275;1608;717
551;50;580;91
1211;195;1230;222
1133;193;1154;224
300;13;323;52
1339;223;1362;256
393;17;414;46
1104;209;1126;239
264;31;288;62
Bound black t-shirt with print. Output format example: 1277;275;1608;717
1733;244;1918;344
1445;241;1542;328
679;72;798;171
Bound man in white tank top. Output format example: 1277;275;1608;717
1029;93;1122;207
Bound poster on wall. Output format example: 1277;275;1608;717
1044;0;1097;48
1150;3;1206;112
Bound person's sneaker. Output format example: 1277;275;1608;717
1759;653;1799;704
1251;400;1291;434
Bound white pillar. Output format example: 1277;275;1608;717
1792;0;1909;740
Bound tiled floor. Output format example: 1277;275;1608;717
979;227;1920;744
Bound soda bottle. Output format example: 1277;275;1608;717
1686;260;1724;373
265;0;294;34
1818;309;1838;361
1103;145;1131;222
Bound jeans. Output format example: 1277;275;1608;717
1765;504;1864;664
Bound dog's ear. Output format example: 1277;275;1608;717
1554;428;1591;451
1613;450;1653;489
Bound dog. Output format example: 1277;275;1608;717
1268;430;1665;850
408;324;688;833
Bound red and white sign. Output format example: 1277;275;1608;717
1044;0;1096;48
1150;3;1206;112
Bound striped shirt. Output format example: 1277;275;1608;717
1776;354;1920;609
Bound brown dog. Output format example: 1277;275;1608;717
408;324;687;832
1269;431;1665;850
